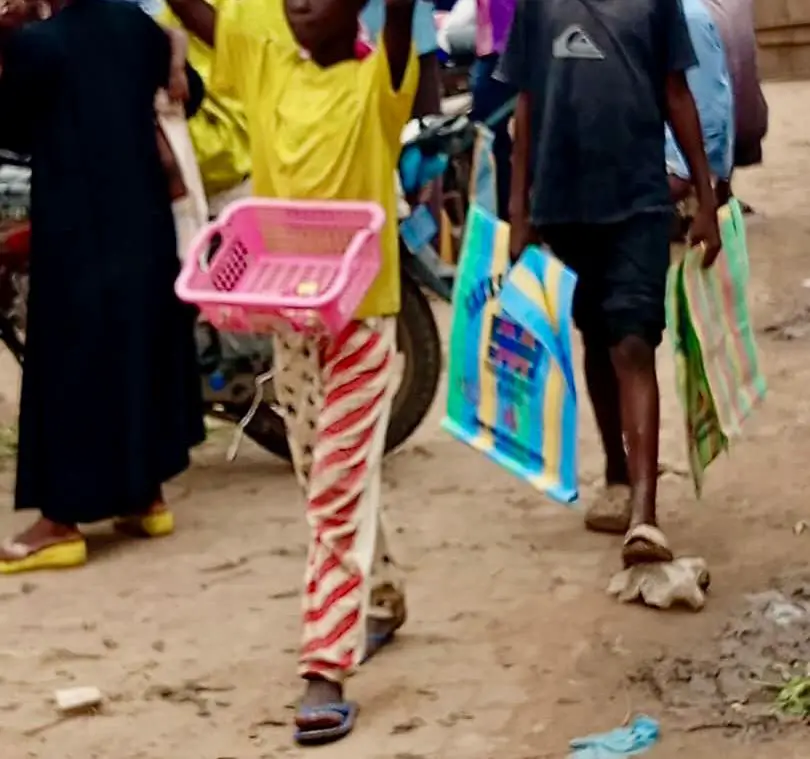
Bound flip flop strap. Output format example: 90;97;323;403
298;702;352;719
624;524;669;549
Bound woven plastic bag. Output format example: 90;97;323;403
442;126;578;503
666;197;766;494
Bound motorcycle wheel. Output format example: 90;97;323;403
222;272;442;461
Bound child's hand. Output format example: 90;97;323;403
164;27;190;102
167;67;190;103
690;203;721;268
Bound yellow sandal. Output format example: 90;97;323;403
0;539;87;574
114;509;175;538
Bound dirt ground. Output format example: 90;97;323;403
2;81;810;759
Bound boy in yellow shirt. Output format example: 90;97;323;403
165;0;418;746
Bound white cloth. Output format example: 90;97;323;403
155;93;208;261
438;0;476;54
208;178;252;218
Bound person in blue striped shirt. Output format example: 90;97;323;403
666;0;734;207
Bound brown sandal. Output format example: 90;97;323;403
622;524;674;568
584;485;632;534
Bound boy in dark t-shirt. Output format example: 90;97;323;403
501;0;721;568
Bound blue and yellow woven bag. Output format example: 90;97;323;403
442;127;579;503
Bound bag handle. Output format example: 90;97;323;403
726;197;749;284
469;126;498;215
198;228;224;273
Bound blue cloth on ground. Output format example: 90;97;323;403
568;716;660;759
664;0;733;181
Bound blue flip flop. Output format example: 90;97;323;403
294;701;359;746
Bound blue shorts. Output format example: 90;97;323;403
539;212;671;348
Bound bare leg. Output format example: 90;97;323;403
584;339;629;486
611;336;673;566
581;338;634;535
610;336;659;527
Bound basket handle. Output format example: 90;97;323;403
198;228;225;273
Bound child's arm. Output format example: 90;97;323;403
665;74;720;263
140;12;205;118
164;0;255;105
495;0;533;259
165;26;190;102
660;0;720;265
383;0;416;90
509;92;532;260
164;0;216;48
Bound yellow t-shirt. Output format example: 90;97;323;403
159;2;251;197
211;0;418;318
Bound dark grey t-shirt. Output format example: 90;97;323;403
499;0;697;225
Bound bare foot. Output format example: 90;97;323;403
296;676;345;729
0;517;81;560
115;495;174;538
294;675;358;745
142;499;168;517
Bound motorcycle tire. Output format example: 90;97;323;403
221;272;442;461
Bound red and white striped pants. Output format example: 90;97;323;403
272;317;406;683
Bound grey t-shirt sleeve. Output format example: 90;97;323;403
659;0;698;73
494;0;534;90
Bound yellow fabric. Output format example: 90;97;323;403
211;0;418;317
159;3;251;197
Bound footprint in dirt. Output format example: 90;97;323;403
763;309;810;340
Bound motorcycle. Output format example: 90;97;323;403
0;117;474;461
0;152;29;363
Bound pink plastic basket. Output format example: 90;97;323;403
175;199;384;335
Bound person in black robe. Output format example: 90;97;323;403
0;0;206;573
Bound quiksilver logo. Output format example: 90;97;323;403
552;24;605;59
